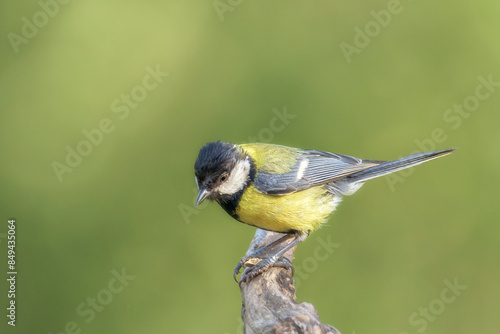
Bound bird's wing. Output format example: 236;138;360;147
254;149;382;195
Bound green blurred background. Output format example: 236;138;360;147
1;1;499;333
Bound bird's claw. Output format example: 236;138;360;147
234;255;294;285
233;258;246;283
233;257;259;282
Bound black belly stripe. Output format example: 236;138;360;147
217;188;244;219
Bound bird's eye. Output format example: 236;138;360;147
219;173;228;182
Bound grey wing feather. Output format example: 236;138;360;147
254;149;381;195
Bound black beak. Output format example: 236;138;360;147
195;188;211;206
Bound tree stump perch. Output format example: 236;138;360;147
239;229;341;334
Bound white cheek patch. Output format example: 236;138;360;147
218;158;251;195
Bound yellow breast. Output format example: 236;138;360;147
236;185;339;233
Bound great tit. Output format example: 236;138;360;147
194;141;455;283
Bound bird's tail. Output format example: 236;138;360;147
347;148;456;184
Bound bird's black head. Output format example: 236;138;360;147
194;141;251;206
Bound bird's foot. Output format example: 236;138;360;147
234;255;294;285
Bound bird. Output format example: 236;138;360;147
194;141;455;284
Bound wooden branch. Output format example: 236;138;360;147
239;229;341;334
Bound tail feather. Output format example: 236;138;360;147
347;148;456;184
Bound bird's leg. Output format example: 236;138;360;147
237;232;309;285
233;233;294;282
